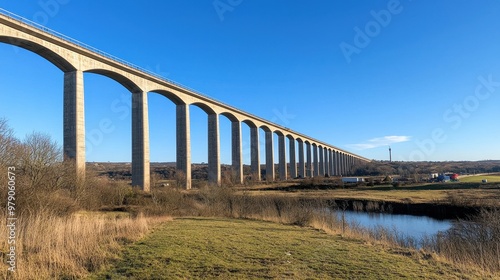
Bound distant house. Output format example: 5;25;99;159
437;174;451;182
342;177;364;183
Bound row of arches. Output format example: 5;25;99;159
0;11;369;191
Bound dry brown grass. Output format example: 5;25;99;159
244;183;500;207
0;210;170;279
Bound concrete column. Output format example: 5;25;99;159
132;91;150;192
306;142;312;177
319;146;325;176
349;156;354;175
265;131;274;181
208;113;221;186
232;121;243;184
298;140;305;178
335;151;342;176
332;150;339;176
349;155;352;175
176;104;191;189
347;155;352;175
250;126;261;181
324;148;329;176
339;153;344;176
338;152;343;176
348;156;351;175
332;151;336;176
289;138;297;179
327;150;332;176
345;155;349;175
278;134;287;181
63;70;85;178
313;145;319;177
342;153;347;176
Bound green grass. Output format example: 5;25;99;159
89;218;481;279
459;175;500;183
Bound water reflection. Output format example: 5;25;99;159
337;211;453;241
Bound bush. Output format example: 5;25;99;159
430;208;500;273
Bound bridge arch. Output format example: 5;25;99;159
149;89;185;105
0;11;371;191
85;69;142;94
220;112;239;122
242;119;257;128
0;36;76;71
191;102;217;115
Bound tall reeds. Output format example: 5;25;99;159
0;211;165;279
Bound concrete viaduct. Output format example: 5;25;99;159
0;9;370;191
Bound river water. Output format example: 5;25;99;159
338;211;453;242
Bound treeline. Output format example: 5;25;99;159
353;160;500;177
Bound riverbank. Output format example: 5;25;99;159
240;181;500;219
90;217;483;279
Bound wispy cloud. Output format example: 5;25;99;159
347;136;411;150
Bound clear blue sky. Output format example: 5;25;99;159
1;0;500;163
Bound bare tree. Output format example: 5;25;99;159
19;132;62;189
0;118;21;167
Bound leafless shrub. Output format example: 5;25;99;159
0;118;21;167
221;169;239;187
18;132;62;189
445;192;470;206
353;201;364;211
426;208;500;273
197;185;236;217
174;170;187;188
300;176;324;188
366;201;380;212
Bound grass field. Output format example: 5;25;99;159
244;181;500;207
90;218;484;279
459;174;500;183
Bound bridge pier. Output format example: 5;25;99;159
338;151;343;176
0;10;373;193
328;150;333;176
335;151;341;176
131;91;150;192
298;140;305;178
289;137;297;179
208;113;221;186
324;148;328;176
265;130;274;181
319;146;324;177
231;121;243;184
278;134;287;181
340;153;347;176
63;70;86;178
250;126;261;181
176;104;191;189
306;142;312;177
332;151;336;175
313;144;319;177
